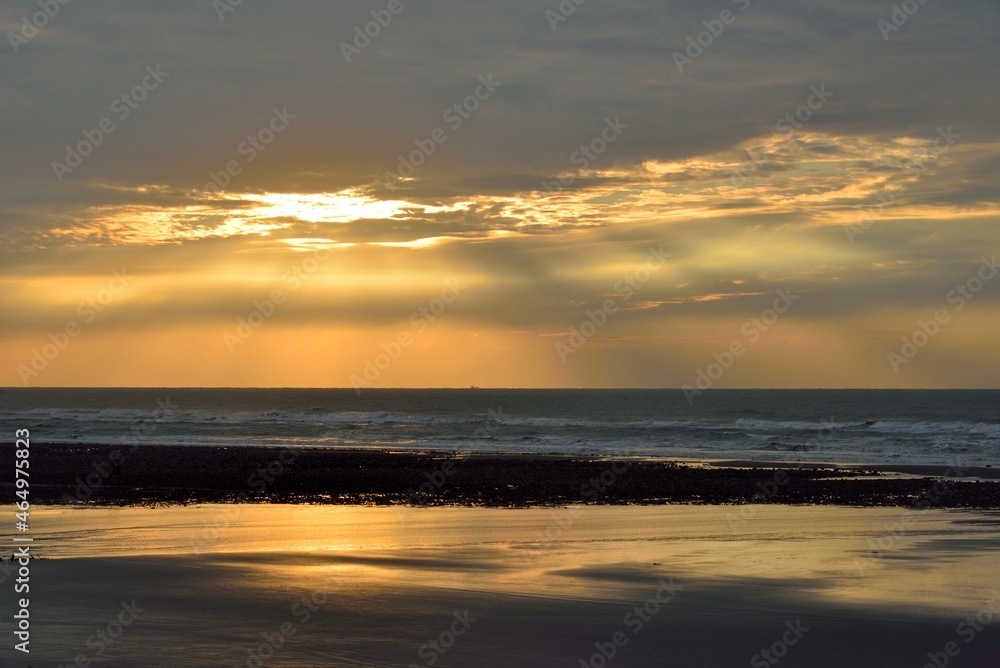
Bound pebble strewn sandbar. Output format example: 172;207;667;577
9;443;999;508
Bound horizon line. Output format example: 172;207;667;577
4;386;1000;391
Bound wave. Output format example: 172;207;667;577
6;407;446;427
6;408;999;437
733;418;861;431
863;420;1000;437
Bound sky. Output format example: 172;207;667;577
1;0;998;388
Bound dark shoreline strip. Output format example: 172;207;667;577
5;443;999;508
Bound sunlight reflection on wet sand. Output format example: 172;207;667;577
33;504;1000;614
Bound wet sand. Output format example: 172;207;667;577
10;443;1000;508
3;504;999;667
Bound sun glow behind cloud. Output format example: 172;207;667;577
237;191;471;224
28;132;999;252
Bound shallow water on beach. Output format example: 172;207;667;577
28;504;1000;614
7;504;1000;666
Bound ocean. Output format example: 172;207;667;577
1;388;997;467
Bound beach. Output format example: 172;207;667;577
3;504;999;667
3;391;998;665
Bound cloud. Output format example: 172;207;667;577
1;0;998;387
